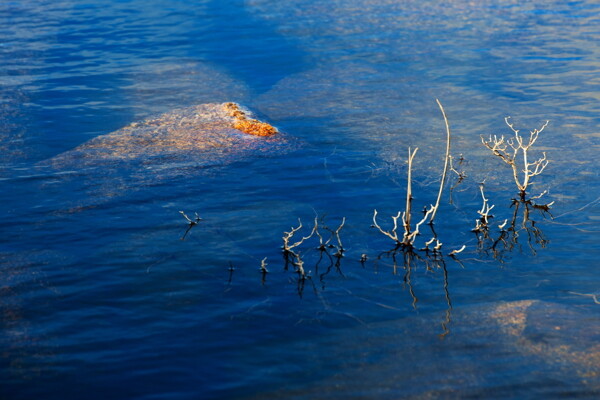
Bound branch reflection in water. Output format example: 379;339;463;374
473;190;553;261
375;232;458;338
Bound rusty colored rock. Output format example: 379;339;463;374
224;102;278;136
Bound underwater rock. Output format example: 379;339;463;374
244;300;599;399
490;300;600;382
48;102;283;169
37;102;290;212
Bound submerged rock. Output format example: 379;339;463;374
48;102;283;169
36;102;292;213
490;300;600;382
243;300;599;399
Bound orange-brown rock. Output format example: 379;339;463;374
224;102;278;136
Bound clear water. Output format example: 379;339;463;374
1;0;599;399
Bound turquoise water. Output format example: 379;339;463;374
1;1;599;399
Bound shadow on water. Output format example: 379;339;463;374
200;0;311;95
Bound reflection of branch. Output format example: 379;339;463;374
402;251;418;309
439;259;453;339
482;199;550;260
319;251;345;290
377;244;458;322
227;262;235;285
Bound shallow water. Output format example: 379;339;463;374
1;1;599;399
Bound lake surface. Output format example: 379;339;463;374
1;1;599;399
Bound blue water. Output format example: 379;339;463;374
1;1;599;399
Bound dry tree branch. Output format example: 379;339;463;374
477;183;495;225
430;99;451;223
481;117;551;201
449;154;466;182
372;210;403;243
282;218;316;252
313;216;328;250
260;257;269;273
179;211;201;224
404;205;435;245
404;147;419;232
373;147;428;247
325;217;346;257
179;211;202;240
471;182;496;250
259;257;269;285
448;245;466;256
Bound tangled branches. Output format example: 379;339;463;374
481;117;551;203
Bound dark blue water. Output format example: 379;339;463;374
1;1;599;399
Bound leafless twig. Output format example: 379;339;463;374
282;218;316;252
179;211;202;240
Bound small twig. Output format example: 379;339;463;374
179;211;202;240
326;217;346;257
477;182;495;225
372;209;402;243
179;211;201;224
448;245;466;256
260;257;269;273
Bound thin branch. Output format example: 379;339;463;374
430;99;451;223
449;245;466;256
372;209;401;243
283;218;316;251
405;147;419;233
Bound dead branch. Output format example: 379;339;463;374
179;210;201;224
179;211;202;240
372;209;403;243
405;147;419;232
430;99;451;223
325;217;346;257
282;218;316;252
481;117;551;201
